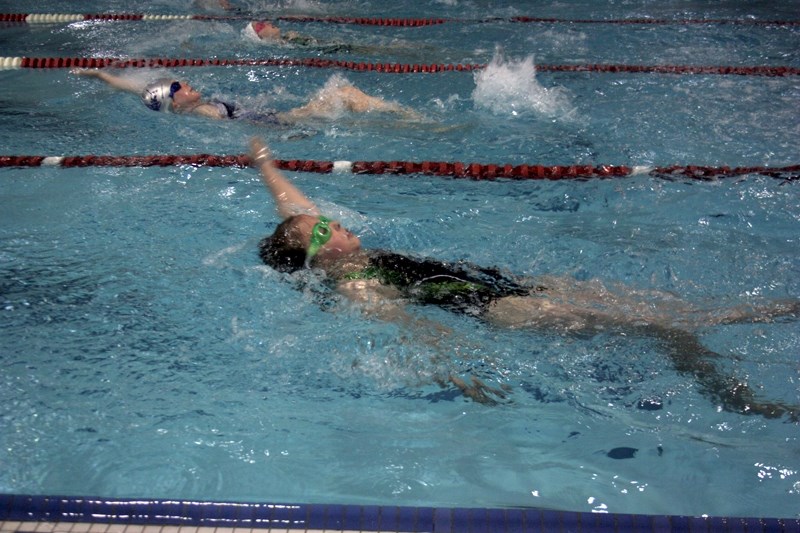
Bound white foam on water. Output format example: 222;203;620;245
472;47;575;120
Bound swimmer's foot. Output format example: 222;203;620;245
755;299;799;322
742;400;800;423
449;375;511;406
712;299;800;326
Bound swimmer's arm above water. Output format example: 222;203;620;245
71;69;143;94
248;137;319;220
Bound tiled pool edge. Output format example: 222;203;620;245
1;495;798;533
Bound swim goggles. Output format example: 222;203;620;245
168;81;182;99
306;216;332;259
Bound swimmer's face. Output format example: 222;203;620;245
170;81;202;106
252;21;281;40
299;215;361;259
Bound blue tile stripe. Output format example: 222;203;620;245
0;494;798;533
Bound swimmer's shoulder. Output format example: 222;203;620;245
185;101;228;119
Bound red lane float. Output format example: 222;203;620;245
1;155;797;181
536;64;800;77
10;56;489;73
6;56;800;77
276;16;447;26
1;13;797;26
510;16;800;26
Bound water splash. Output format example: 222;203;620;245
472;48;574;120
300;73;356;119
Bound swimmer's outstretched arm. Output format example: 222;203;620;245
71;69;143;94
248;137;319;219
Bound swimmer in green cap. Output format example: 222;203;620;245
249;136;800;419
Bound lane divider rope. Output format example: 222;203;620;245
0;13;797;26
1;155;797;181
1;56;797;76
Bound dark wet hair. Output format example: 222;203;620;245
258;216;308;273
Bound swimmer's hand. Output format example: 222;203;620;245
447;375;512;406
248;137;273;167
249;136;319;217
71;68;101;77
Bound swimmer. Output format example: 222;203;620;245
241;19;446;59
244;21;325;48
242;20;426;57
72;70;420;124
194;0;234;11
248;136;800;419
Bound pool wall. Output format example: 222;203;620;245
1;495;799;533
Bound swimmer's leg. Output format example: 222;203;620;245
486;292;799;418
484;295;594;331
285;85;420;120
641;324;798;421
334;86;416;115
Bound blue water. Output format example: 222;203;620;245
1;0;799;519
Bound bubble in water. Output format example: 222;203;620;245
472;48;574;120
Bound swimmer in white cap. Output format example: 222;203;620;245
141;78;182;112
72;69;421;123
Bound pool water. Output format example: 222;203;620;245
1;0;799;519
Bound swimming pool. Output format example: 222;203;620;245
1;0;799;522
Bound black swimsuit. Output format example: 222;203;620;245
209;99;283;125
344;251;533;316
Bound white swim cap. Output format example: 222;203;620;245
141;78;177;112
